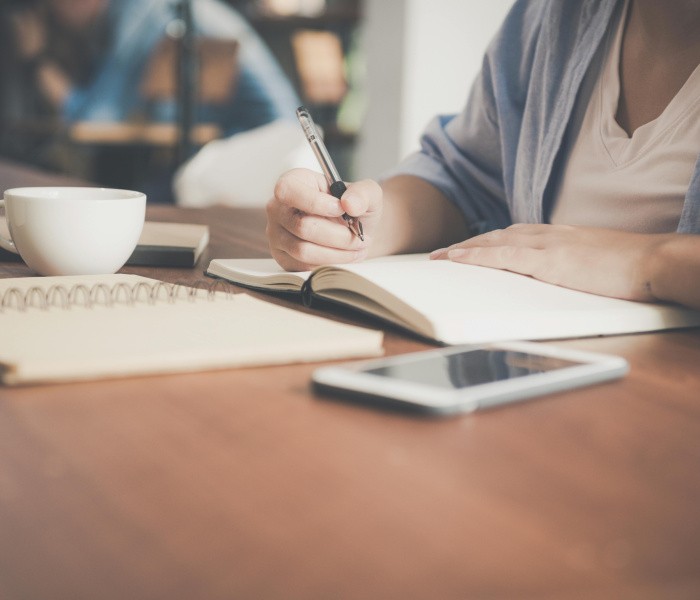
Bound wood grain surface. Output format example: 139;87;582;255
1;162;699;599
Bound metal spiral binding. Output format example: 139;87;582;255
0;279;236;313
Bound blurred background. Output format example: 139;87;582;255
0;0;513;205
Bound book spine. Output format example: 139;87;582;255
300;276;315;307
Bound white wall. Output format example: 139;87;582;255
355;0;515;179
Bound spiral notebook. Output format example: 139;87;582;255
0;274;383;386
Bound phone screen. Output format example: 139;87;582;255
363;349;581;390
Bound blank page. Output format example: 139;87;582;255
0;274;383;385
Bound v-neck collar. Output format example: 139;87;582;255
599;0;700;167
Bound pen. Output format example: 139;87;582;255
296;106;364;241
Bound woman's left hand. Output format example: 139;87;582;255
430;224;672;302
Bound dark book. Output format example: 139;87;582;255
127;222;209;267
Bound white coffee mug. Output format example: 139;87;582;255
0;187;146;276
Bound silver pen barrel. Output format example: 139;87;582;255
296;107;341;184
296;106;364;241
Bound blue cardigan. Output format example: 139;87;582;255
387;0;700;235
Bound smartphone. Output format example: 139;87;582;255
312;341;628;415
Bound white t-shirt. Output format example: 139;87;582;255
549;1;700;233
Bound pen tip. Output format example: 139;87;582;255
346;220;364;241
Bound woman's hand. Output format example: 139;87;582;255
431;224;673;302
266;168;383;271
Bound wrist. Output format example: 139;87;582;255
644;234;693;304
643;238;665;302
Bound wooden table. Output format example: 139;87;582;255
1;163;700;599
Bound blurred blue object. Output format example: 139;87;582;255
62;0;299;137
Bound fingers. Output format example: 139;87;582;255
267;169;382;271
429;229;530;260
268;224;368;271
340;179;383;218
267;192;368;272
274;169;345;218
505;223;572;234
428;223;569;280
270;201;365;251
430;224;570;259
427;224;664;300
447;245;544;277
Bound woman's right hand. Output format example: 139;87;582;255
266;168;383;271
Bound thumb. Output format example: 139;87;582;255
340;179;382;217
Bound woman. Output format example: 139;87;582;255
266;0;700;310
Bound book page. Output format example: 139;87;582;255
206;254;700;344
207;258;309;291
311;257;700;344
206;254;426;292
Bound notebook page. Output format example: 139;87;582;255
0;275;383;385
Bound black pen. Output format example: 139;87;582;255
296;106;364;241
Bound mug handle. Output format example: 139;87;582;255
0;199;18;254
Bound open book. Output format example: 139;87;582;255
206;254;700;344
0;274;382;386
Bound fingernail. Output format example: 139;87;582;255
430;248;447;259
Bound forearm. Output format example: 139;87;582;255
648;234;700;310
370;175;471;257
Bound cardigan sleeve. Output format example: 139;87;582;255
382;0;548;234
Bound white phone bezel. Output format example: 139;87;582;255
312;341;629;415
